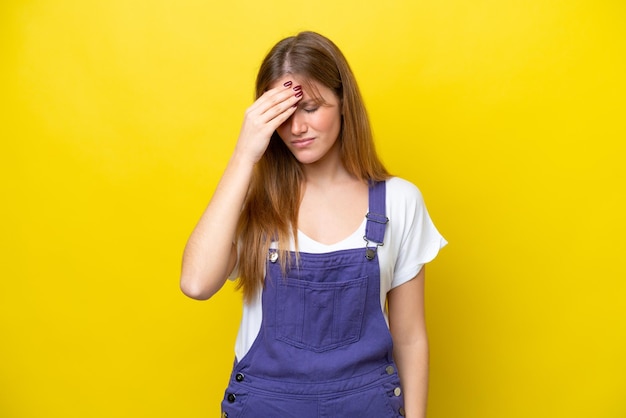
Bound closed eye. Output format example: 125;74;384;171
303;107;319;114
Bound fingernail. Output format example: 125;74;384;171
293;85;302;92
283;81;293;88
295;91;303;98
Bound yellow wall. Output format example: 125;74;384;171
1;0;624;417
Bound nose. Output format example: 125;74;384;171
290;111;308;135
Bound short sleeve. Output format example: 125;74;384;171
388;178;447;289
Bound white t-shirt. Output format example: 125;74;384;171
230;177;447;361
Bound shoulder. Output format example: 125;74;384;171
385;177;425;207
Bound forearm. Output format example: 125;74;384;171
388;268;429;418
180;151;254;300
393;336;429;418
181;82;302;300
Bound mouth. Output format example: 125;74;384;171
291;137;315;148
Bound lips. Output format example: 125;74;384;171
291;138;315;148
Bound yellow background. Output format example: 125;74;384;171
1;0;625;417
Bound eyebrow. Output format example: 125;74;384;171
300;99;327;107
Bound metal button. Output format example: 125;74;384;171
222;413;229;418
394;387;402;397
399;407;406;416
235;373;244;382
385;365;395;375
227;393;236;403
269;251;278;263
365;248;376;260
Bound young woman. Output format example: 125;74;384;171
181;31;446;418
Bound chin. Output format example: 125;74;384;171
294;157;319;165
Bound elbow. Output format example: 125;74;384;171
180;252;233;300
180;273;218;301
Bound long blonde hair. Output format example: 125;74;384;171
236;31;389;301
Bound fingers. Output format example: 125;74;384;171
250;82;303;125
236;80;302;162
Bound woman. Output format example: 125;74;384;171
181;31;446;418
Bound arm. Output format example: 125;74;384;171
388;266;429;418
180;81;302;300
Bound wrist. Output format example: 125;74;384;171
231;146;259;168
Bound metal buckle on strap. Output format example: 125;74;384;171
365;212;389;225
363;236;384;260
364;212;388;260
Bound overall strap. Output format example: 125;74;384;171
364;181;389;260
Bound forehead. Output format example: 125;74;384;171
269;75;336;101
270;74;306;88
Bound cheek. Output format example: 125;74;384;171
303;111;324;130
317;111;342;134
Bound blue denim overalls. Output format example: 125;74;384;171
221;181;406;417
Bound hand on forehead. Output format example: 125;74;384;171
271;75;333;106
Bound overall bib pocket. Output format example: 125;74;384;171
275;275;368;352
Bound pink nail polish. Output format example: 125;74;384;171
283;81;293;88
293;85;302;92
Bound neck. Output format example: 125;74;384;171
301;143;352;187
